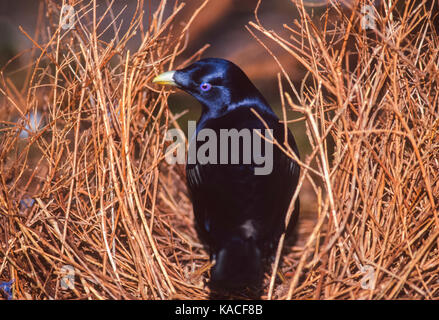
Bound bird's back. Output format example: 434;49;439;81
186;107;300;288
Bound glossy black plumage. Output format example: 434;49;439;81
155;58;300;290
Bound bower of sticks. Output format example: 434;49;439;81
0;0;438;299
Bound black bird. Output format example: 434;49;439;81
153;58;300;290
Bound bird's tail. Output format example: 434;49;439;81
210;238;262;290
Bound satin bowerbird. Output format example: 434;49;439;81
153;58;300;290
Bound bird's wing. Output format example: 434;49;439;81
186;161;211;243
186;108;300;253
271;124;300;240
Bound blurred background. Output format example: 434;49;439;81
0;0;334;147
0;0;326;86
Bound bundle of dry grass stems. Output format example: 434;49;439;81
0;0;438;299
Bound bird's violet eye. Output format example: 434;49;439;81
200;82;211;91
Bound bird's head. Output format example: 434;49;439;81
153;58;271;118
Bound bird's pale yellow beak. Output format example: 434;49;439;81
152;70;177;86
